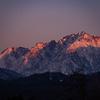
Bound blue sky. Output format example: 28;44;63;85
0;0;100;53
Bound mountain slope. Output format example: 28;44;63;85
0;31;100;76
0;68;23;80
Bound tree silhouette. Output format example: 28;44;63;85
69;68;87;100
8;95;18;100
29;96;35;100
89;74;100;100
8;94;24;100
18;94;24;100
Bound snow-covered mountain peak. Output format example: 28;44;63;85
77;31;91;40
66;32;100;53
0;48;12;59
1;31;100;76
12;46;17;51
48;40;56;46
35;42;45;49
22;42;47;62
31;42;47;51
58;35;72;44
77;31;88;36
58;31;89;45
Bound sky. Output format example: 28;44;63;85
0;0;100;53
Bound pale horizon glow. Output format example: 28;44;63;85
0;0;100;53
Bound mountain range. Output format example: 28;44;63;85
0;31;100;76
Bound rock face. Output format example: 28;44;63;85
0;31;100;76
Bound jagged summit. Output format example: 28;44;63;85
58;31;90;44
1;31;99;56
0;48;12;59
12;46;17;51
0;31;99;57
77;31;88;35
0;31;100;76
62;31;87;38
34;42;45;49
62;32;100;53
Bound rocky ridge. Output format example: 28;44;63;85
0;31;100;76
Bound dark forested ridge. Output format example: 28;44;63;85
0;72;100;100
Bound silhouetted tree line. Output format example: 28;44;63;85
7;94;35;100
61;68;100;100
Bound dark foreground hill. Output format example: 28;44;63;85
0;72;100;100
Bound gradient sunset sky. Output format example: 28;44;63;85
0;0;100;53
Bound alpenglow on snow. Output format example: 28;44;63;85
0;31;100;76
